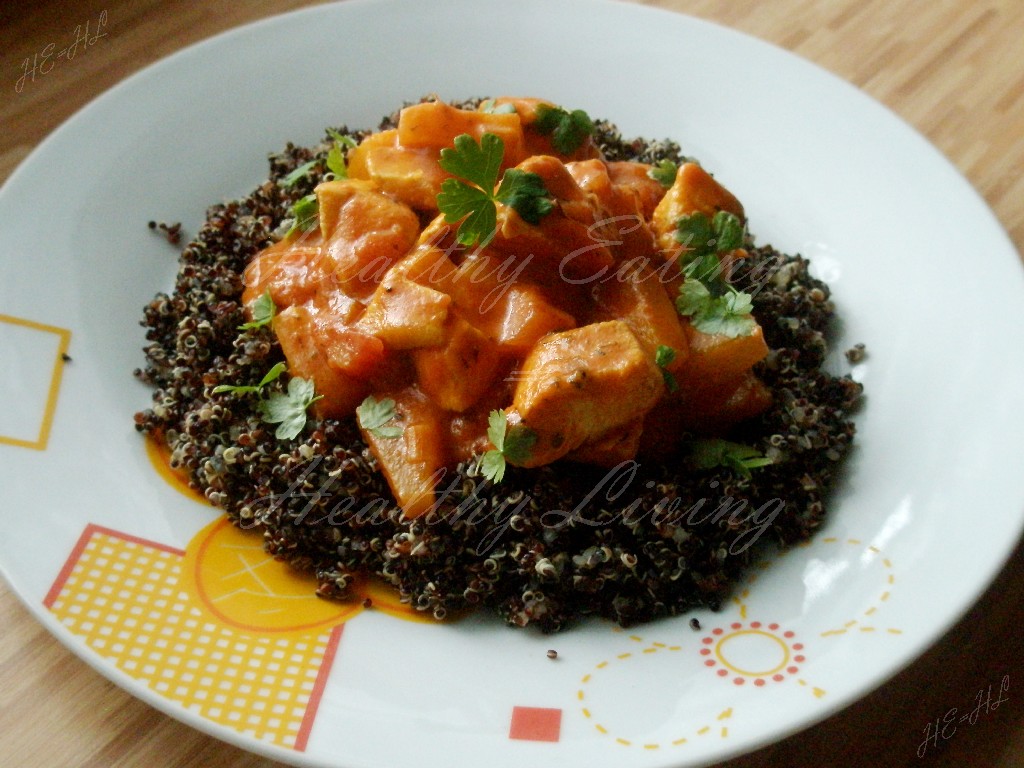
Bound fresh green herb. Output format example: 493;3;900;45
356;395;403;439
675;279;756;337
287;193;319;237
280;160;318;188
479;99;517;115
654;345;679;393
673;209;755;337
648;159;678;188
686;438;773;479
533;103;595;154
674;210;744;257
481;410;537;483
437;133;554;247
326;129;357;178
259;376;322;441
238;290;276;330
211;362;287;396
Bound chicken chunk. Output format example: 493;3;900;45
507;320;663;467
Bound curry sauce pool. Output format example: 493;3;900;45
134;99;862;631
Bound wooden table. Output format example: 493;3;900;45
1;1;1022;766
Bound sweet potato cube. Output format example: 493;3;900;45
348;143;447;212
607;161;668;221
316;179;420;301
273;305;373;418
397;101;527;167
494;284;576;353
681;323;769;391
681;372;773;434
591;262;689;369
357;274;451;349
360;386;446;519
508;320;663;467
412;315;502;411
242;234;328;309
651;162;745;257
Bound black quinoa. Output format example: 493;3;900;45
134;100;863;632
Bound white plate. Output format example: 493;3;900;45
1;1;1022;766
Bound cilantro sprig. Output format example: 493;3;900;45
238;290;276;330
437;133;554;247
533;103;595;154
675;280;756;337
260;376;322;441
687;439;773;480
212;362;287;396
356;395;402;439
212;363;320;441
480;410;537;483
279;130;356;188
673;210;756;337
286;193;319;237
675;210;744;257
655;345;679;393
648;159;678;188
326;129;357;178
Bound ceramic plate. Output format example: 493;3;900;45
1;1;1022;766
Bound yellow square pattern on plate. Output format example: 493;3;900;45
45;525;341;751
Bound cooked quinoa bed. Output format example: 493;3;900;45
134;102;863;632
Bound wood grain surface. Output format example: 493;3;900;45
1;1;1022;767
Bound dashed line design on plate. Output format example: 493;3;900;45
579;642;731;747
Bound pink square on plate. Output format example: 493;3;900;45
508;706;562;742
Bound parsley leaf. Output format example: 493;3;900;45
533;104;595;154
356;395;403;439
654;345;679;393
648;159;678;188
675;280;756;337
259;376;322;441
280;160;318;188
326;129;357;178
496;168;554;224
440;132;504;191
287;193;319;237
713;210;744;252
687;439;773;479
673;210;756;337
437;133;553;247
675;210;744;257
480;410;537;483
239;290;276;330
212;362;287;396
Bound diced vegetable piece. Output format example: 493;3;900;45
590;262;689;368
681;372;773;434
493;284;576;353
316;179;420;301
389;239;459;296
607;161;669;220
397;101;527;167
491;155;614;279
360;386;447;519
357;274;452;349
274;305;375;418
242;233;327;309
507;320;663;466
413;314;502;411
347;130;447;212
680;322;769;391
567;421;644;467
651;162;745;257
